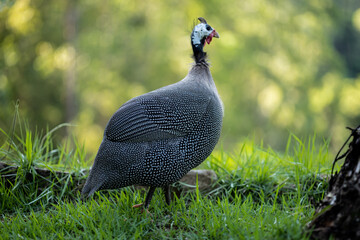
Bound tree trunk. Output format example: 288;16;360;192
308;125;360;239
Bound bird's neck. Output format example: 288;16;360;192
191;32;207;64
188;63;212;85
186;63;217;95
192;43;207;64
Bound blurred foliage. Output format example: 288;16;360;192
1;0;360;155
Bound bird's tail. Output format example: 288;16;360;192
81;169;106;198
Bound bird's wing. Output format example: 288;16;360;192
105;91;210;143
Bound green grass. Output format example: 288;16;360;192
0;123;336;239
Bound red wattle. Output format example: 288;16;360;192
204;30;217;46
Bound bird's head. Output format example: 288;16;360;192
191;17;219;63
191;17;220;47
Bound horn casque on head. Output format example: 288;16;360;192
198;17;207;24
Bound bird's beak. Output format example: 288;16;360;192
205;29;220;46
213;30;220;38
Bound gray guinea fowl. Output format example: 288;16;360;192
82;17;223;209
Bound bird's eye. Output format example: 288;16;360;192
206;25;211;31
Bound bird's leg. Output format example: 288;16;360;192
132;186;156;209
143;186;156;209
163;185;171;205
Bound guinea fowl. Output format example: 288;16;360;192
82;17;223;209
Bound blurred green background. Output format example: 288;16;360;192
1;0;360;155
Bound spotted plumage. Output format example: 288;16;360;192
82;17;223;209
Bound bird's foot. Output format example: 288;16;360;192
132;203;151;214
132;203;153;221
132;203;144;208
